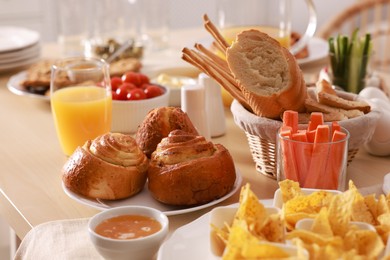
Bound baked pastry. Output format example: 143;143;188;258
21;59;71;95
226;30;307;119
147;130;236;206
136;107;199;158
62;133;149;200
109;57;142;77
316;79;371;113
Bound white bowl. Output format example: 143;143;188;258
88;206;169;260
111;85;169;134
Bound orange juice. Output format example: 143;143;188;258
221;25;290;48
51;86;112;156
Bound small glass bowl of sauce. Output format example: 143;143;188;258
88;206;169;260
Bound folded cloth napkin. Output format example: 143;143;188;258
14;218;103;260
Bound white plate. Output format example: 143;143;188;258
297;37;329;65
63;167;242;216
157;199;273;260
0;43;40;64
7;71;50;100
0;55;40;72
0;26;40;53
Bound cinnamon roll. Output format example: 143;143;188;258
135;107;199;158
62;133;149;200
148;130;236;205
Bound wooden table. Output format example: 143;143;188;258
0;28;389;245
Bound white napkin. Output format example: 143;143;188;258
14;218;103;260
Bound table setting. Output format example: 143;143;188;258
1;0;390;259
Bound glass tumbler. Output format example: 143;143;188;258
50;57;112;156
277;126;349;190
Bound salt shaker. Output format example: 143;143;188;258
199;73;226;137
181;84;211;140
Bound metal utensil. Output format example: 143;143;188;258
105;39;135;63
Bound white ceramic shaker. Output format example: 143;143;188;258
181;84;211;140
198;73;226;137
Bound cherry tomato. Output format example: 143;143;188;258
115;83;136;100
144;85;163;99
110;77;123;91
127;88;147;100
112;91;120;100
122;72;150;87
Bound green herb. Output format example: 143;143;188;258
328;29;372;93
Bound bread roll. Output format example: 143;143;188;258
62;133;149;200
226;30;307;119
136;107;199;158
148;130;236;206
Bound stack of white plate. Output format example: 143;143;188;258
0;26;41;72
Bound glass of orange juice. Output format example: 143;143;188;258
216;0;317;54
50;57;112;156
215;0;316;107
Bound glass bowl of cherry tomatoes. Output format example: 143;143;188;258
111;71;169;133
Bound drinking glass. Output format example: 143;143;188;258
216;0;317;55
276;127;349;190
50;57;112;156
138;0;169;51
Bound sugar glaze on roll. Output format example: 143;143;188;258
148;130;236;206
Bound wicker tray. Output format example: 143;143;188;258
231;99;381;179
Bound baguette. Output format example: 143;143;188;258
305;97;364;118
226;30;307;119
316;79;371;113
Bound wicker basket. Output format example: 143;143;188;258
231;99;381;179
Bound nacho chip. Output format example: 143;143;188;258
286;229;343;247
344;229;384;258
241;243;291;259
364;194;379;221
234;183;268;233
284;190;334;215
328;193;353;237
311;207;333;237
224;222;292;259
351;194;375;224
377;194;390;217
261;213;285;243
279;179;303;202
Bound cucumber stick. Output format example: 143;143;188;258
328;30;372;93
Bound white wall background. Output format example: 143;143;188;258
0;0;358;42
167;0;357;34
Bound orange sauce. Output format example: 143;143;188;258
95;215;162;240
